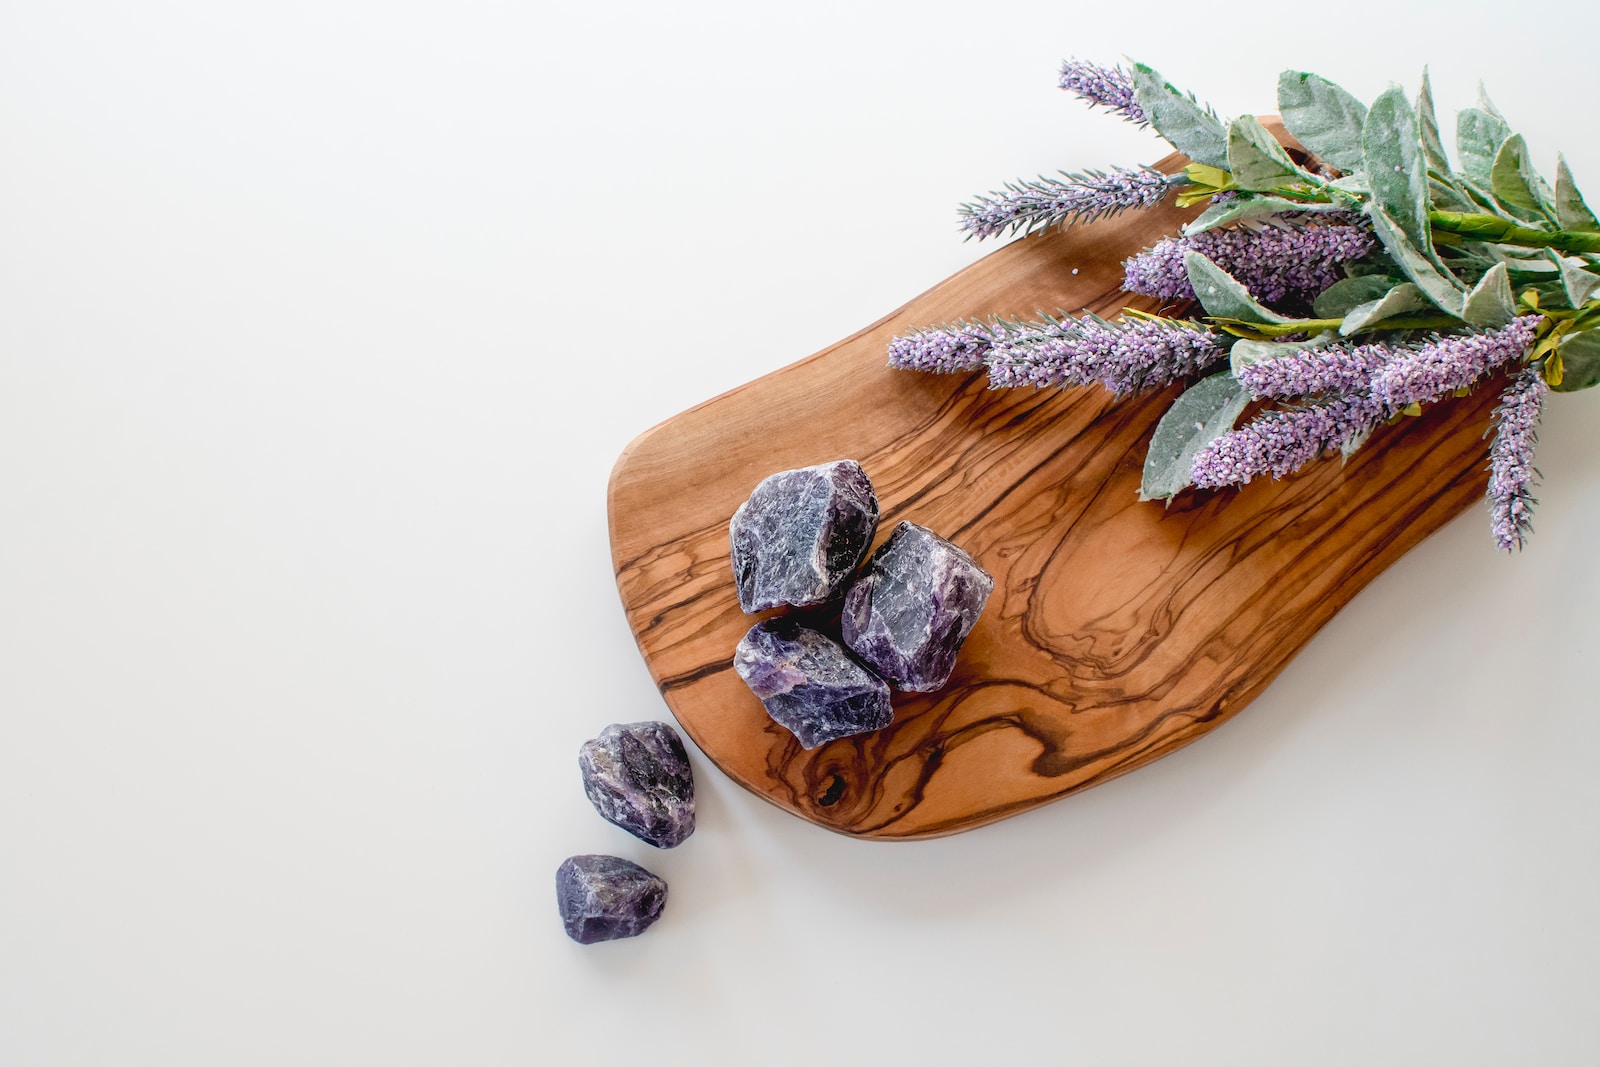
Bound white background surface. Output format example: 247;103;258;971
3;2;1599;1064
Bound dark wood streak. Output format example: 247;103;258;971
608;125;1511;840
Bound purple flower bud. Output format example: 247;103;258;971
1122;216;1375;305
1369;316;1541;411
959;167;1182;241
1236;338;1395;399
1486;364;1547;551
1057;59;1147;127
1190;392;1383;488
986;315;1228;396
887;320;1000;373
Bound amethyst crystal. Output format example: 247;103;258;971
733;619;893;749
729;460;879;613
1122;216;1375;305
578;721;695;849
841;522;994;692
555;855;668;945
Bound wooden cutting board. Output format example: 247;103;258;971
607;142;1502;841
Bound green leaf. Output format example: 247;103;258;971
1184;250;1299;324
1132;64;1228;170
1363;86;1432;255
1364;204;1464;315
1184;195;1345;235
1490;134;1554;224
1339;282;1432;334
1139;371;1251;500
1314;276;1403;319
1460;263;1515;325
1229;334;1336;377
1548;250;1600;308
1457;107;1511;189
1552;328;1600;392
1277;71;1367;173
1227;115;1307;191
1554;155;1600;233
1417;69;1475;212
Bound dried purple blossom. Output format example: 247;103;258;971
1122;216;1375;305
986;314;1228;396
1057;59;1147;127
1190;392;1384;488
1369;316;1541;411
1236;338;1396;400
1486;364;1548;551
959;167;1183;241
887;320;1001;373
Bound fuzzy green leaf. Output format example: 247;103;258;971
1460;263;1515;326
1549;251;1600;308
1313;276;1402;319
1490;135;1554;224
1340;283;1432;334
1139;370;1251;500
1418;70;1474;212
1365;204;1464;316
1363;87;1432;255
1552;329;1600;392
1184;195;1345;235
1554;155;1600;233
1457;107;1511;189
1184;250;1298;324
1277;71;1367;173
1132;64;1228;170
1226;115;1305;191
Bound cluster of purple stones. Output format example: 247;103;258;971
728;461;994;750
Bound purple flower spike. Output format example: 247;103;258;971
959;166;1182;241
887;320;1001;373
1057;59;1147;127
1487;364;1548;551
986;315;1228;396
1369;316;1541;411
1122;216;1375;305
1236;338;1396;400
1190;392;1383;488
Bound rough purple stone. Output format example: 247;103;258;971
729;460;879;612
578;721;695;849
555;854;668;944
842;522;994;692
732;619;893;749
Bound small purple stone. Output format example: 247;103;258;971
733;619;893;749
842;522;994;692
555;855;668;944
729;460;879;612
579;721;695;848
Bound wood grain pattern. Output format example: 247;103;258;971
607;142;1503;841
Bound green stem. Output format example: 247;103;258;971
1428;210;1600;254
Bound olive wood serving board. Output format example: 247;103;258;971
607;143;1501;841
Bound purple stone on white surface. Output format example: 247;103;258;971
733;619;893;749
555;855;668;945
728;460;879;613
579;721;695;849
842;522;994;692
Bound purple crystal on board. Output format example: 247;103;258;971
578;721;695;849
733;619;893;749
729;460;879;612
842;522;994;692
555;854;668;945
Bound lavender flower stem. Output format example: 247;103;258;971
1057;60;1148;127
1123;216;1375;305
958;167;1184;241
985;315;1228;396
1487;364;1548;551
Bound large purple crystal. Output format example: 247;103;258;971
729;459;879;612
842;522;994;692
555;854;668;944
579;721;695;849
733;619;893;749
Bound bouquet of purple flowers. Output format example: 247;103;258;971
889;60;1600;550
